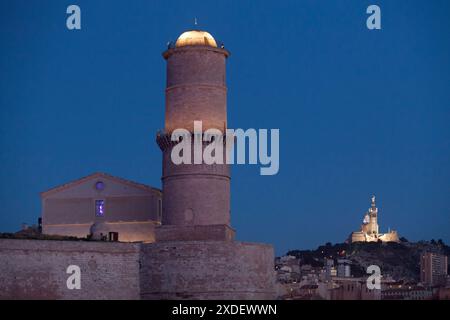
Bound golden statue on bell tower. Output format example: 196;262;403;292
348;195;400;243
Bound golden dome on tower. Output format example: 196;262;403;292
175;30;218;48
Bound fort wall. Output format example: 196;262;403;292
140;240;276;300
0;238;276;300
0;239;141;300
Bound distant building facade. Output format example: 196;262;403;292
438;286;450;300
348;196;399;243
337;259;352;278
325;258;337;280
41;172;162;242
330;278;381;300
382;286;433;300
420;252;448;287
275;255;301;283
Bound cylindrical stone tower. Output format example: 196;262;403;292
145;30;276;300
156;30;234;241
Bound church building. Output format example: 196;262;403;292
348;196;399;243
2;26;281;300
41;172;162;242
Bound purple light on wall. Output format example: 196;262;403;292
95;200;105;217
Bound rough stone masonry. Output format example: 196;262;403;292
0;239;275;299
0;29;276;300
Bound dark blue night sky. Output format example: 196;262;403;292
1;0;449;255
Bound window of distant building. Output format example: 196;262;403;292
157;199;162;221
95;200;105;217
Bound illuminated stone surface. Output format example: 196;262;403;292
175;30;217;48
0;30;276;300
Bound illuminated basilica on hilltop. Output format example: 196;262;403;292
348;196;400;243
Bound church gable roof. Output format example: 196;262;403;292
40;172;161;198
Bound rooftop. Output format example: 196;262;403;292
175;30;217;48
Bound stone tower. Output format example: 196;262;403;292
156;30;233;241
367;195;379;235
142;29;276;299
